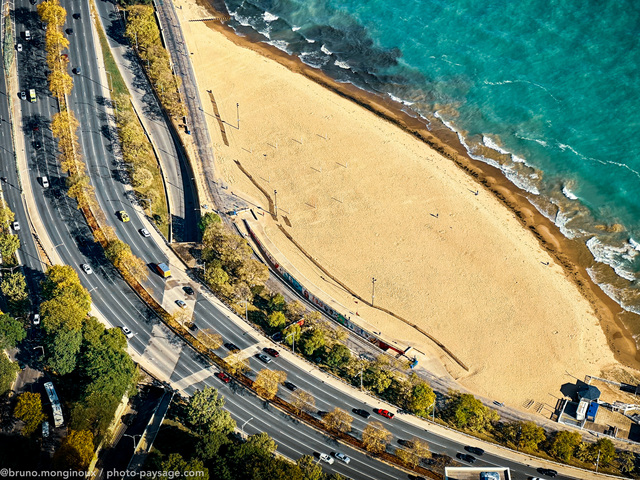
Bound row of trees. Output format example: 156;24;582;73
124;5;184;118
0;200;20;265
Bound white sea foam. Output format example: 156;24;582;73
263;11;279;22
292;26;301;31
387;93;415;106
230;11;252;27
587;268;640;315
267;39;291;54
334;60;350;69
630;238;640;252
586;237;638;281
562;186;578;200
306;38;316;43
321;44;332;55
299;52;327;68
482;135;511;156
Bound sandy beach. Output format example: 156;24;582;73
175;0;640;407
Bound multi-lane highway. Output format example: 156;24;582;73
8;1;582;479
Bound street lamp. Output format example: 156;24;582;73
240;300;248;323
123;433;141;451
274;190;278;217
371;277;377;306
596;449;601;473
34;346;44;356
359;367;364;391
429;399;435;421
286;331;296;354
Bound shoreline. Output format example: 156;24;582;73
194;0;640;372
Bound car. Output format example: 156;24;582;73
12;221;20;231
73;67;81;75
263;347;279;357
317;411;329;417
352;408;370;419
464;446;485;456
333;452;350;464
30;0;37;4
73;13;81;19
183;286;194;295
536;468;557;478
139;228;150;237
65;28;73;35
374;408;394;419
271;331;283;343
256;353;272;364
284;381;297;391
32;313;40;325
34;140;42;149
120;326;133;339
16;43;22;52
20;91;26;100
41;176;49;188
187;322;198;331
224;343;240;352
319;453;333;465
117;210;130;222
456;453;476;464
175;299;187;309
215;372;231;383
398;439;415;448
81;263;93;275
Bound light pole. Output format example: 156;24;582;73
105;71;113;92
34;346;44;356
359;367;364;391
241;417;253;435
429;399;435;421
240;300;248;323
286;331;296;354
123;433;141;451
274;190;278;217
371;277;377;306
596;449;601;473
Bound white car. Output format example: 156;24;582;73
41;176;49;188
20;91;26;101
12;221;20;231
16;43;22;52
176;299;187;309
319;453;334;465
334;452;350;464
32;313;40;325
81;263;93;275
139;228;150;237
120;326;134;339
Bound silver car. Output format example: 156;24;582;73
256;353;272;364
334;452;350;464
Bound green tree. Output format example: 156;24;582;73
325;343;351;369
195;431;231;462
267;311;286;330
363;364;392;394
1;272;29;303
593;438;616;467
617;450;636;473
285;300;305;322
268;293;286;313
283;324;301;347
0;314;26;349
160;453;209;480
0;199;15;230
45;326;82;375
0;233;20;259
501;421;546;451
186;387;236;435
296;455;324;480
300;327;325;357
548;430;582;462
199;212;221;233
53;430;94;470
407;381;436;417
14;392;45;436
443;391;498;432
0;354;19;396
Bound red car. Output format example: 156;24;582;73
263;347;280;358
374;408;394;419
215;372;231;383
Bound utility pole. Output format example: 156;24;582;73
371;277;377;306
286;331;295;354
596;449;601;473
359;368;364;391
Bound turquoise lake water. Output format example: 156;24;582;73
221;0;640;319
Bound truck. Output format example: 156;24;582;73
29;89;36;103
154;262;171;278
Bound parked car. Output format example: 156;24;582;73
256;353;272;364
215;372;231;383
81;263;93;275
284;382;297;391
175;299;187;309
41;176;49;188
398;439;415;448
319;453;333;465
352;408;370;419
32;313;40;325
262;347;279;357
224;343;240;352
20;91;26;100
464;446;485;456
139;228;150;237
12;221;20;231
271;332;283;343
373;408;394;419
72;13;81;19
183;286;194;295
65;28;73;35
334;452;350;464
16;43;22;52
117;210;130;222
120;326;133;339
456;453;476;464
536;468;557;478
72;67;81;75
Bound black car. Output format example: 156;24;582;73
537;468;558;478
224;343;240;352
73;13;81;19
183;286;194;295
284;382;297;391
398;439;415;448
65;28;73;35
352;408;370;419
464;446;484;456
456;453;476;464
271;332;283;343
34;140;42;149
317;411;329;417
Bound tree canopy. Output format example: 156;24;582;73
186;387;236;435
